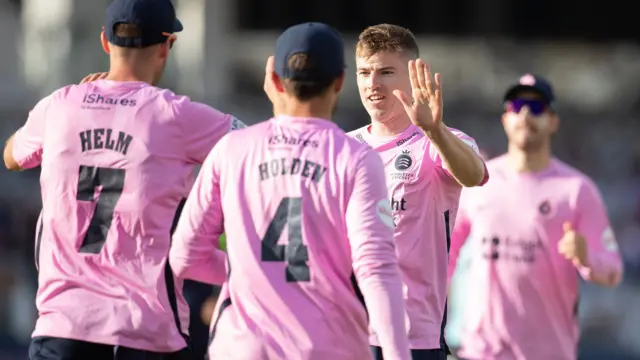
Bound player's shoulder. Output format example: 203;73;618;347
212;119;270;150
551;158;600;191
224;119;269;138
27;85;79;113
41;84;77;102
346;124;368;138
152;88;202;111
485;154;509;170
446;126;474;140
344;125;374;153
339;127;373;156
125;85;212;113
446;126;479;150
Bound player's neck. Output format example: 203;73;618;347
105;63;155;85
507;145;552;173
280;100;333;121
369;113;412;137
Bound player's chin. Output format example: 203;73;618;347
367;107;394;123
520;138;545;151
365;107;382;119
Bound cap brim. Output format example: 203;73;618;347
173;18;183;32
504;85;550;104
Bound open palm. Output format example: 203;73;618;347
392;58;443;131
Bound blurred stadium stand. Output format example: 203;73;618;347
1;0;639;359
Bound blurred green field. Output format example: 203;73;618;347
219;233;226;252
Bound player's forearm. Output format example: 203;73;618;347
424;125;485;187
356;262;411;360
169;242;227;285
577;253;623;287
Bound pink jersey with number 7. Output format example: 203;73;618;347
170;115;411;360
12;80;242;352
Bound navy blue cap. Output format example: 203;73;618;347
504;74;555;105
274;22;346;82
105;0;183;48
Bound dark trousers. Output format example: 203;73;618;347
371;346;448;360
182;280;216;360
29;336;192;360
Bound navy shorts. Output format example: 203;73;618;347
29;336;192;360
371;346;448;360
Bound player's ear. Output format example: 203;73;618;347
271;71;285;93
500;112;509;129
549;112;560;133
159;42;170;61
101;31;111;54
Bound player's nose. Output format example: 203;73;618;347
518;106;533;121
369;72;384;87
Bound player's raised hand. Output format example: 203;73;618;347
80;72;109;84
392;58;443;131
557;222;589;267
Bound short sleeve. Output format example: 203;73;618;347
180;101;247;164
427;128;488;185
13;95;54;169
427;128;480;168
574;178;623;284
575;180;617;255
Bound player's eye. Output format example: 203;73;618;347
382;71;394;75
357;71;370;76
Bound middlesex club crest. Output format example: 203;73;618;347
538;200;551;215
394;150;414;171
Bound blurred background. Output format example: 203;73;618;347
1;0;639;359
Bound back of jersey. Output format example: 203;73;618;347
182;116;400;360
15;80;233;352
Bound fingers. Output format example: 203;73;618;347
80;74;94;84
415;59;428;93
563;222;573;234
392;89;413;108
557;238;573;259
80;72;108;84
410;59;441;103
407;60;419;95
434;73;442;98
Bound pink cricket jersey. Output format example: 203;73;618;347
449;155;624;360
348;123;488;350
12;80;242;352
170;115;411;360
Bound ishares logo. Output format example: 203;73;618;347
394;150;414;171
82;94;137;107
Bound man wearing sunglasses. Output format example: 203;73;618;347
3;0;246;359
447;74;624;360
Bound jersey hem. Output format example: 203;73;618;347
32;328;187;353
370;333;444;350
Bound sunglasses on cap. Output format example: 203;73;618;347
505;98;547;116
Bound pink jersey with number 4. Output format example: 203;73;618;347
170;116;411;360
12;80;241;352
348;123;488;350
449;155;623;360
